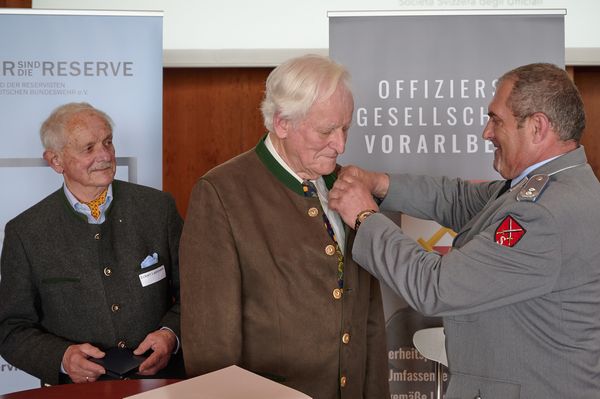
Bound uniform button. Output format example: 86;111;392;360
117;340;126;349
342;333;350;344
340;375;347;388
111;304;120;312
332;288;343;300
325;244;336;256
103;267;112;277
308;207;319;217
94;233;101;240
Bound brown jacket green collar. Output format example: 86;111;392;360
254;134;338;196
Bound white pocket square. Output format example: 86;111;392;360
140;252;158;268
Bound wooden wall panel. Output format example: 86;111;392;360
3;0;597;216
164;66;600;218
0;0;31;7
163;68;272;216
574;67;600;179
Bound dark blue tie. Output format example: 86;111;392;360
496;179;512;198
302;180;344;289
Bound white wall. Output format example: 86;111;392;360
30;1;600;65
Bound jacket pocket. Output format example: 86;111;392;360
446;371;520;399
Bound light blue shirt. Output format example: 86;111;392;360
63;184;113;224
511;155;561;188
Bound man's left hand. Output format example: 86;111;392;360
134;329;177;375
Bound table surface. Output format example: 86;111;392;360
0;379;179;399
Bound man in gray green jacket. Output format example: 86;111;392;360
0;103;184;385
330;64;600;399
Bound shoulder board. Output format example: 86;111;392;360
516;174;549;202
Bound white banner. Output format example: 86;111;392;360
0;9;163;394
330;10;565;397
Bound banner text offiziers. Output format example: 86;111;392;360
377;78;497;100
357;77;498;128
356;78;498;154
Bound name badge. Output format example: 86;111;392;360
139;265;166;287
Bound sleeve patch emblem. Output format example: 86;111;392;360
495;215;526;247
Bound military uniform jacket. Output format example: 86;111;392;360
353;147;600;399
180;137;389;399
0;180;183;385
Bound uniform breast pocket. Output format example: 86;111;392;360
446;372;521;399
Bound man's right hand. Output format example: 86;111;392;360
62;343;106;383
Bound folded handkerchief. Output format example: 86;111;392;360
140;252;158;268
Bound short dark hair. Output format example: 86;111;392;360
499;63;586;142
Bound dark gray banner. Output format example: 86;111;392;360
330;10;564;398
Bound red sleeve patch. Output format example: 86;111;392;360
495;215;526;247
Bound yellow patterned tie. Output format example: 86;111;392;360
83;188;108;220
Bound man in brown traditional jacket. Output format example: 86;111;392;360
180;54;389;399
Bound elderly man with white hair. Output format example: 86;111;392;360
180;54;389;399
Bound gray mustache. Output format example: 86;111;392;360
92;162;114;171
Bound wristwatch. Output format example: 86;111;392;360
354;209;377;230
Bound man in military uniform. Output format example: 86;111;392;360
180;54;389;398
0;103;184;385
329;63;600;398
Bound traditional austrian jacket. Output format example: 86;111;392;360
180;136;389;399
0;180;183;385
